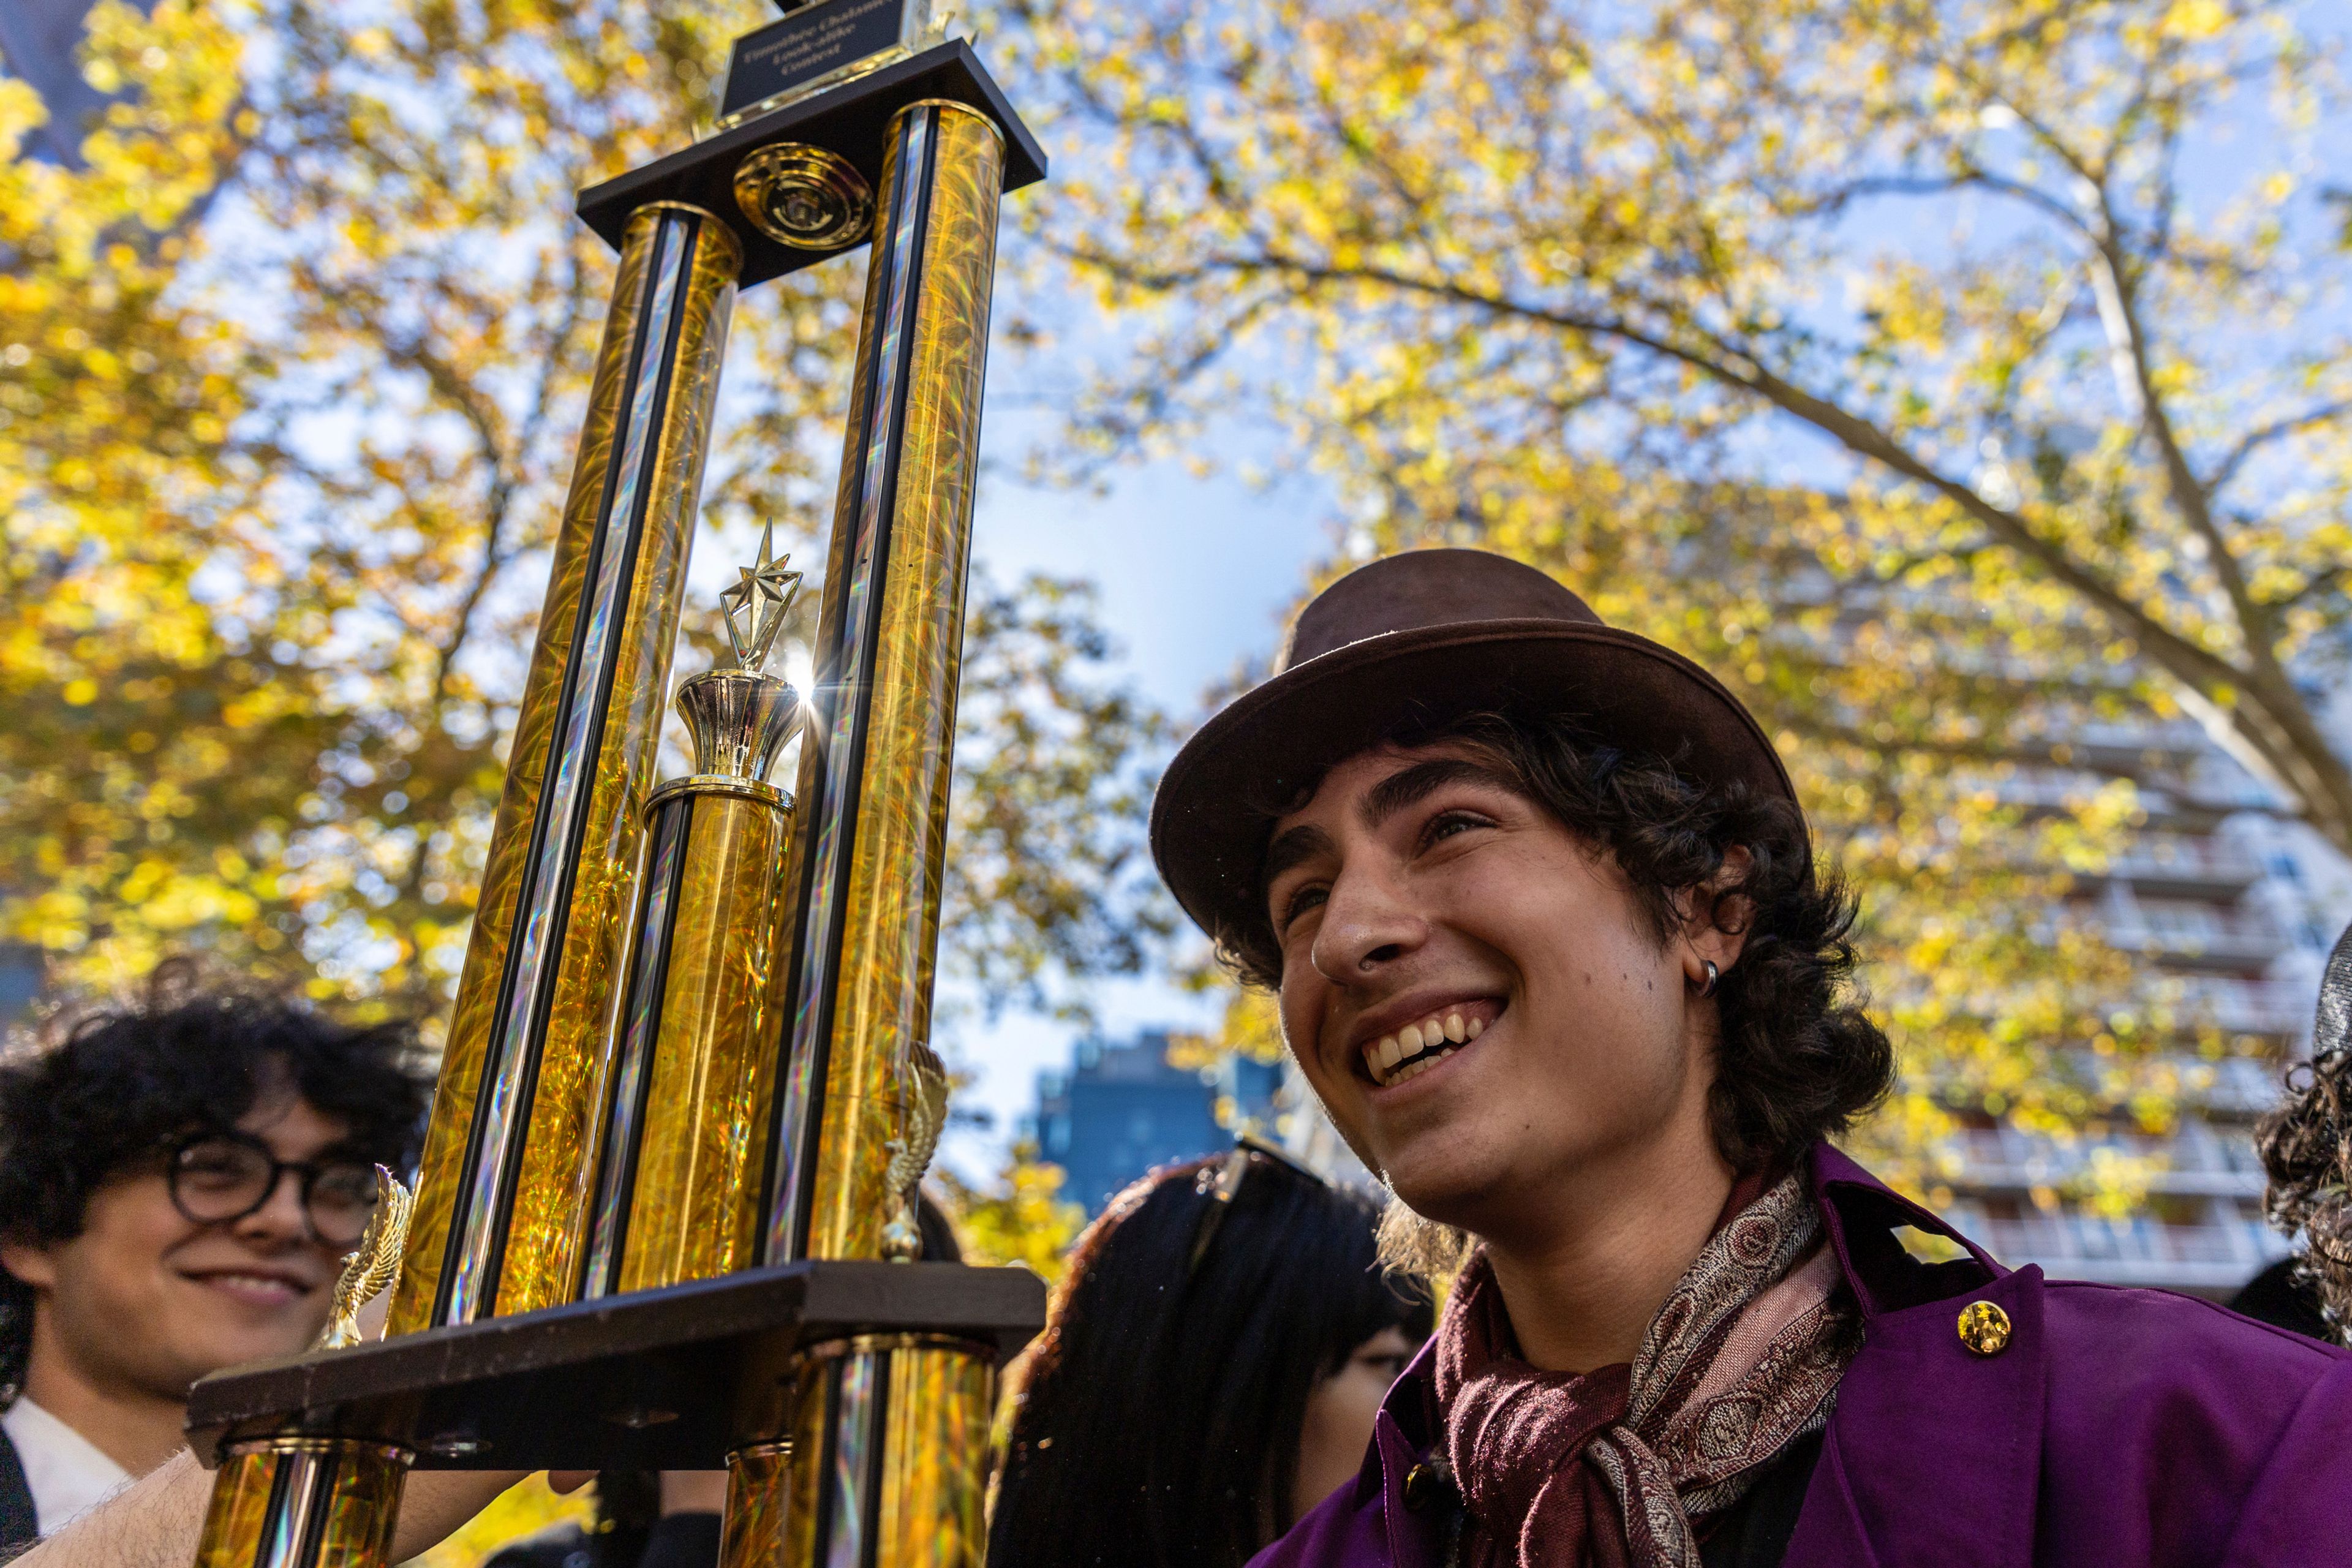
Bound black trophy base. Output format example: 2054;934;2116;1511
185;1261;1046;1471
576;40;1047;288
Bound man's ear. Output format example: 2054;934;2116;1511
0;1237;58;1292
1680;846;1755;986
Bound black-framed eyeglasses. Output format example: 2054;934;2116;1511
1186;1133;1329;1276
164;1129;381;1248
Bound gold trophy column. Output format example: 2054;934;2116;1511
192;1439;409;1568
580;540;806;1297
722;1335;994;1568
392;201;743;1333
762;99;1006;1268
728;97;1006;1568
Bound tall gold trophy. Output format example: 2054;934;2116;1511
181;10;1047;1566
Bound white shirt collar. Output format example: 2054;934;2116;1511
2;1396;132;1535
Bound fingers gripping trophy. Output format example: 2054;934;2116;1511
179;9;1049;1567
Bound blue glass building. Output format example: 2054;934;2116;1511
1031;1030;1283;1216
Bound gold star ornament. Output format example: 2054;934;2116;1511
718;522;804;673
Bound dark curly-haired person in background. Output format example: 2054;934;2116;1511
0;984;429;1549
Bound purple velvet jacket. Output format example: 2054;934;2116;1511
1252;1144;2352;1568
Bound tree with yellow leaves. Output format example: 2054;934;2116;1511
2;0;1169;1029
995;0;2351;1172
933;1148;1088;1284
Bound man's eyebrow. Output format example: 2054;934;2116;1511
1360;758;1521;831
1259;823;1336;896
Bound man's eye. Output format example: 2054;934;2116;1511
1280;885;1328;932
1423;810;1488;846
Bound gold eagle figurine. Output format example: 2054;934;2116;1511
317;1166;413;1350
880;1042;951;1262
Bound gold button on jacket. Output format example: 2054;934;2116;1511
1957;1298;2013;1356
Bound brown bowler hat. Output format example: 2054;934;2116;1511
1149;548;1797;948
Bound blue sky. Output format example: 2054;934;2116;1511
938;403;1332;1174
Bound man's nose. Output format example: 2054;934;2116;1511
1310;863;1426;982
234;1168;313;1246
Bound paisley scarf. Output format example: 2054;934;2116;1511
1432;1172;1858;1567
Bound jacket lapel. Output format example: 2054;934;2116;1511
1376;1411;1444;1568
1781;1428;1884;1567
1345;1336;1446;1568
1787;1147;2048;1568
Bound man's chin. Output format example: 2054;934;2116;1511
1333;1096;1510;1215
1371;1144;1505;1229
181;1330;322;1378
176;1308;332;1368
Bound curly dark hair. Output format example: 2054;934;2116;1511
1219;708;1894;1180
2255;1041;2352;1340
0;982;432;1396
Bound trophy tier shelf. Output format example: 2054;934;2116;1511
185;1261;1048;1470
576;40;1049;287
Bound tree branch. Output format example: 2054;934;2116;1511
1771;709;2144;774
1808;167;2092;238
1106;245;2260;708
2084;218;2275;669
2206;399;2352;497
426;247;591;708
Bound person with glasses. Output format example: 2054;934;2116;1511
989;1136;1434;1568
0;980;429;1547
1144;550;2352;1568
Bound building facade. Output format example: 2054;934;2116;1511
1931;719;2352;1297
1030;1030;1284;1216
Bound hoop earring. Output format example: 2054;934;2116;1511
1694;960;1719;999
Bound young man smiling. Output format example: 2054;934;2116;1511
1150;549;2352;1567
0;986;429;1547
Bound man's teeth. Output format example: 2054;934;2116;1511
1390;1050;1452;1083
1363;1012;1485;1085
